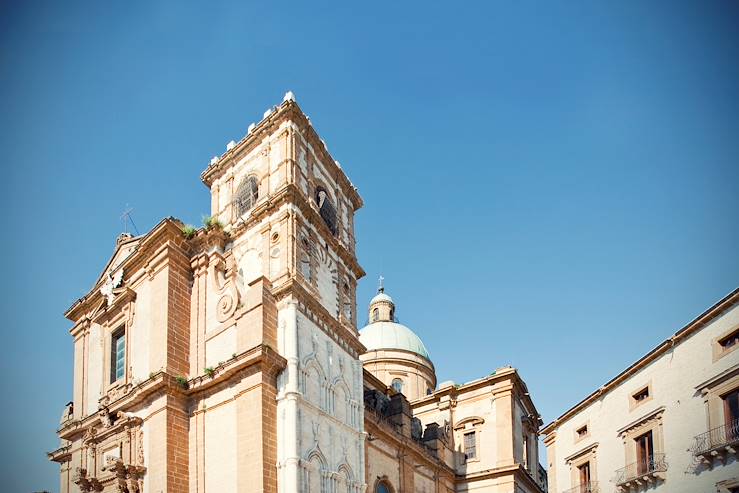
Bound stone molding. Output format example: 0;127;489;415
542;289;739;435
200;100;363;211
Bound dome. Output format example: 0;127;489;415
359;321;431;360
370;292;394;305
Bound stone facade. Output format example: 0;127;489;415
541;289;739;493
49;93;546;493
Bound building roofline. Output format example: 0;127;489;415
64;217;186;320
200;95;363;211
412;367;542;424
541;287;739;435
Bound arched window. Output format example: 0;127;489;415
376;480;392;493
315;186;337;235
372;307;379;322
391;378;403;394
235;176;259;216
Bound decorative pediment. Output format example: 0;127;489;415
617;406;665;437
453;416;485;430
93;237;140;288
564;442;599;465
91;286;136;325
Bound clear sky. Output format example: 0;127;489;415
2;1;738;491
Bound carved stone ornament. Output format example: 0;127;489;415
210;253;242;323
99;381;134;409
82;426;98;445
100;269;124;307
137;429;144;466
98;407;113;428
72;467;92;491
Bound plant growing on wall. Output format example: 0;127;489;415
181;224;197;239
204;367;216;378
202;215;223;230
176;376;189;389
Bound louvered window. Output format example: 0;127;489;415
316;187;337;236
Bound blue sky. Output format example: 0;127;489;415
2;1;738;491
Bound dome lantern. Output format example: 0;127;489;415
369;276;395;323
359;277;436;400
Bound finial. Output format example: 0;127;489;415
378;275;384;293
283;91;296;103
120;205;139;235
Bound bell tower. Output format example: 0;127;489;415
201;92;367;492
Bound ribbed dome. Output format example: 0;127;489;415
370;292;393;305
359;321;431;360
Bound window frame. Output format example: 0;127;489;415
315;186;338;236
616;406;665;473
110;326;126;384
713;324;739;363
235;175;259;217
629;382;653;411
721;388;739;427
635;429;654;474
563;442;598;489
697;366;739;433
574;422;590;443
374;477;394;493
463;430;477;461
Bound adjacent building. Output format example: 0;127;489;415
48;93;546;493
542;288;739;493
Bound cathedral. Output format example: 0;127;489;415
48;93;546;493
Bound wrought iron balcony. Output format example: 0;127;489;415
613;454;668;488
563;481;599;493
691;417;739;464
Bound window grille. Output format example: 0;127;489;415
235;176;259;216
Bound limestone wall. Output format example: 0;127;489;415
546;300;739;493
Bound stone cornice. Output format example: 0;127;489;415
57;344;285;442
272;278;366;357
187;344;286;394
541;287;739;436
360;348;436;372
227;182;364;279
200;99;363;211
457;463;543;492
47;445;72;463
694;363;739;393
563;441;599;464
616;405;665;437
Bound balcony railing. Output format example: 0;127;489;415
692;417;739;457
564;481;599;493
613;453;668;486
